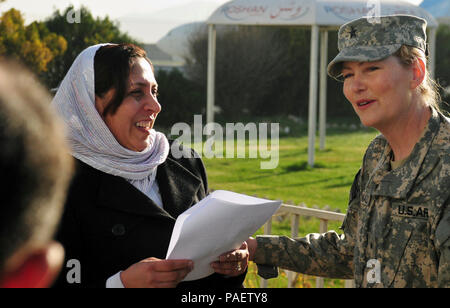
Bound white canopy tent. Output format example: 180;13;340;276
205;0;437;167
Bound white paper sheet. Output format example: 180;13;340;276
165;190;281;281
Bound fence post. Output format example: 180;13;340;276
287;214;300;288
345;279;355;288
315;219;328;288
260;218;273;288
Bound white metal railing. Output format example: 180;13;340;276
259;203;355;288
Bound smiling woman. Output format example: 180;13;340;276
94;48;161;151
50;43;249;288
341;56;415;132
247;15;450;288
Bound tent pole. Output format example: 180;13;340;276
207;24;217;124
319;29;328;151
308;25;319;167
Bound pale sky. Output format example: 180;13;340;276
0;0;231;42
1;0;425;43
1;0;227;19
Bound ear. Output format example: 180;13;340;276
410;57;426;90
95;94;106;118
0;242;64;288
95;88;116;119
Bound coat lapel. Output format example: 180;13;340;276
96;171;174;221
95;155;203;220
156;156;203;219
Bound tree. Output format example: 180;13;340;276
0;8;67;75
435;23;450;112
186;26;292;120
185;26;356;121
42;5;141;89
154;68;205;128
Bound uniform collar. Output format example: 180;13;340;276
369;108;442;199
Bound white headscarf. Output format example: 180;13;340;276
52;44;169;194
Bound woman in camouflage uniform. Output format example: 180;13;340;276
245;15;449;288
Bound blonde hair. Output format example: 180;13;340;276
393;45;442;112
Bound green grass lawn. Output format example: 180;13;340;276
194;124;379;287
201;128;378;212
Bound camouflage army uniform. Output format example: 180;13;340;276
254;15;450;288
254;108;450;287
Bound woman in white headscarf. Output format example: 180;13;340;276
52;43;248;288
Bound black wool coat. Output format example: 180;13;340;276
53;145;245;288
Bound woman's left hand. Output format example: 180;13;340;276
211;241;249;277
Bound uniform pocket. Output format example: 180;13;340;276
381;215;430;287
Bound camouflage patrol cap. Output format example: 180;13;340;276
327;15;427;81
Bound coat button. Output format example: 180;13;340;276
112;224;126;236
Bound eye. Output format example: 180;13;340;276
130;90;144;98
152;86;159;97
367;66;379;72
342;73;353;80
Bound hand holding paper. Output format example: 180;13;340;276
165;190;281;281
210;241;249;277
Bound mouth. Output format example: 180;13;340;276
356;99;376;108
135;120;153;131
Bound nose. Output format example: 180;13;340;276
143;92;161;114
349;73;367;94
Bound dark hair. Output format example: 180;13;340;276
94;43;154;117
0;61;73;272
